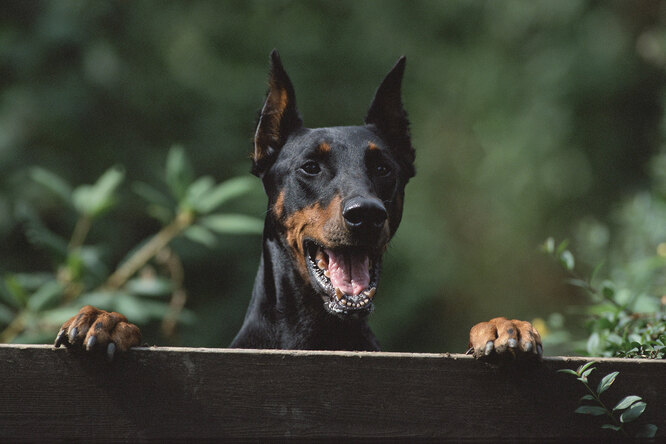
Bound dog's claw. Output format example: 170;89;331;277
54;329;67;348
54;305;141;358
484;341;494;356
68;327;78;344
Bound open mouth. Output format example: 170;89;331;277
305;240;381;317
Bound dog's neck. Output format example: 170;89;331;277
230;229;380;351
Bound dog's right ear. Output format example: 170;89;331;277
252;50;303;178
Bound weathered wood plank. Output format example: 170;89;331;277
0;344;663;441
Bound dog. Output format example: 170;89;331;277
55;51;542;359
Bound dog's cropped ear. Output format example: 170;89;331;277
365;56;415;181
252;50;303;178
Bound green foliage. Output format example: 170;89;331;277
544;238;666;358
0;148;261;344
0;0;664;351
72;166;125;218
558;362;657;438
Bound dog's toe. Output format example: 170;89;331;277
468;317;542;361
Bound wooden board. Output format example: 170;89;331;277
0;344;663;441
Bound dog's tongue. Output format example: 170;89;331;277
325;249;370;296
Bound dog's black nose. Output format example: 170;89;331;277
343;197;387;230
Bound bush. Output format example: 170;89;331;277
0;146;262;344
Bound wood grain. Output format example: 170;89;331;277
0;344;663;441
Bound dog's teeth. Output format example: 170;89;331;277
317;259;327;270
340;299;347;306
335;288;343;300
324;270;330;278
364;288;376;299
359;300;366;306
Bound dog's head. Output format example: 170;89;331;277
252;50;415;319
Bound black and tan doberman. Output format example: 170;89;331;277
55;51;542;359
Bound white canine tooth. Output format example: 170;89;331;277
364;288;376;299
340;299;347;306
335;288;343;300
359;300;366;306
317;259;326;270
324;270;330;278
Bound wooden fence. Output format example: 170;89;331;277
1;344;664;441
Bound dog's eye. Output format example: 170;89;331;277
299;160;321;175
371;163;391;177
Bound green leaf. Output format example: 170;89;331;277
29;167;73;203
556;239;569;256
596;317;615;330
620;401;646;423
560;250;575;271
76;291;116;310
600;424;622;432
597;371;619;395
146;204;174;224
613;395;642;411
557;369;578;376
115;293;170;324
17;205;69;257
183;225;218;248
27;281;63;312
635;424;658;438
166;145;194;201
183;176;215;210
543;237;555;254
589;261;604;285
601;281;615;300
580;394;595;402
581;367;595;380
77;246;110;282
39;305;82;326
586;332;601;355
114;293;151;323
132;181;174;208
125;276;172;298
577;361;597;375
199;214;263;235
575;405;607;416
565;278;589;289
194;176;256;214
72;166;125;217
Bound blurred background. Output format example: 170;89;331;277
1;0;665;355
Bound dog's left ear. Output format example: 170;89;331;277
365;56;415;181
252;50;303;178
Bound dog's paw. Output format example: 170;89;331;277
54;305;141;360
468;317;542;360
